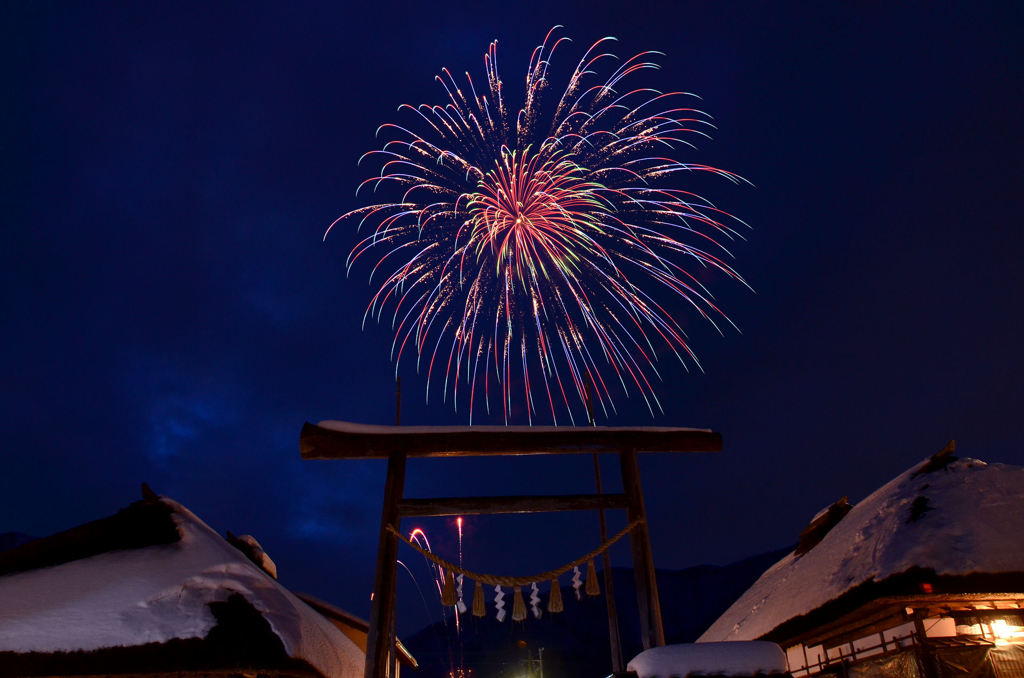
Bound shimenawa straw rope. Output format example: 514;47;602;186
385;518;642;588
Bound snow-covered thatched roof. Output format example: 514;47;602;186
0;493;363;678
700;451;1024;643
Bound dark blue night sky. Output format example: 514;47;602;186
3;1;1022;637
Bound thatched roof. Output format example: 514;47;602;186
700;449;1024;644
297;593;418;669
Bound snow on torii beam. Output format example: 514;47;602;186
300;420;722;459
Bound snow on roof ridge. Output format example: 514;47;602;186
0;495;180;577
154;496;363;676
699;453;1024;643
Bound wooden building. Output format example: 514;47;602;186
700;446;1024;678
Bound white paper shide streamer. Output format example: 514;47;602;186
494;585;506;622
572;565;583;600
456;574;467;613
529;581;542;619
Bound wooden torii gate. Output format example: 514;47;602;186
300;421;722;678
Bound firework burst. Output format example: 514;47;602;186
329;27;751;424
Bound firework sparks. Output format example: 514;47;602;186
456;517;463;566
407;525;463;676
330;27;750;423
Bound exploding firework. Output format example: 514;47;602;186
330;27;750;423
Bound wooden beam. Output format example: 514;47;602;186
620;447;665;650
779;593;1024;648
913;611;938;678
301;421;721;459
593;452;624;675
396;493;629;517
365;450;406;678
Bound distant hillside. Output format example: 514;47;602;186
403;547;790;678
0;533;36;553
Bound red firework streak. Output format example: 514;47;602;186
331;26;751;424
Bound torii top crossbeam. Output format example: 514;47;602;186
300;420;722;459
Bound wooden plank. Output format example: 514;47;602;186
396;493;629;517
620;448;665;650
594;452;624;674
300;421;721;459
913;611;938;678
602;547;624;672
776;593;1024;648
365;450;407;678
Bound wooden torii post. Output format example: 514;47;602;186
300;421;722;678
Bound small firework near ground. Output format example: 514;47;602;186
329;27;751;424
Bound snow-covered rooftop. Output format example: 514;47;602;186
700;455;1024;643
628;641;787;677
0;497;363;678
